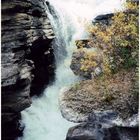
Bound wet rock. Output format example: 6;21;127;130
66;111;138;140
66;123;117;140
66;122;138;140
88;112;139;128
88;111;118;124
28;38;55;96
2;0;55;139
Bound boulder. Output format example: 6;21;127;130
66;121;138;140
66;110;138;140
92;13;114;25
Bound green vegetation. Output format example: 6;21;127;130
72;82;81;90
80;51;98;72
80;1;138;76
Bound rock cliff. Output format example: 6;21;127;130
2;0;55;139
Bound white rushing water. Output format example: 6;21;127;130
19;1;124;140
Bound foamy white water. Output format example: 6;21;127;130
19;1;124;140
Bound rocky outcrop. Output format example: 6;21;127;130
61;69;138;140
65;3;139;139
2;0;55;139
70;49;103;79
60;70;138;122
66;116;138;140
66;7;139;139
60;69;138;139
66;112;138;140
92;13;114;25
70;13;113;79
70;13;123;79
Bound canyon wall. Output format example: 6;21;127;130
1;0;55;139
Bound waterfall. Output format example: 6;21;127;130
19;1;124;140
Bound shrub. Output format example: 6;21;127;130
87;1;139;75
80;50;98;72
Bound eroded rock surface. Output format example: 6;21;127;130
66;122;138;140
66;112;138;140
2;0;55;139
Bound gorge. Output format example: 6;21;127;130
1;0;138;140
19;0;125;140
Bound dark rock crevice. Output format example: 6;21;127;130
27;37;55;96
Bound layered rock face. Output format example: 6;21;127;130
2;0;55;139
